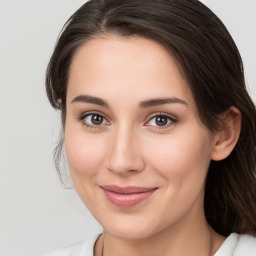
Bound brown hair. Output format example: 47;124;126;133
46;0;256;236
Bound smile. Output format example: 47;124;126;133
100;185;158;208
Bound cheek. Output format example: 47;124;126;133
143;129;213;219
64;129;107;181
144;129;213;181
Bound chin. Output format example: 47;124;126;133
99;214;163;241
106;226;155;241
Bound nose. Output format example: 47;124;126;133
106;124;145;176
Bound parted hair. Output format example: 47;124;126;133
46;0;256;236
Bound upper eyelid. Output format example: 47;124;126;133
145;112;178;122
79;110;110;121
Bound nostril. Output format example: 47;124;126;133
106;157;145;175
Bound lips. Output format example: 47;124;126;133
100;185;157;207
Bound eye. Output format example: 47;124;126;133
80;113;109;127
146;114;177;127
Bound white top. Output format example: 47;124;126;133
41;233;256;256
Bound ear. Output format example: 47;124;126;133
57;98;62;109
211;107;241;161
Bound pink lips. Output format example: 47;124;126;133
100;185;157;207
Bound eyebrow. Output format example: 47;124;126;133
71;95;110;108
139;97;188;108
71;94;188;109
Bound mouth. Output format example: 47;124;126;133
100;185;158;208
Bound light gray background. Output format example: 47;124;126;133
0;1;255;256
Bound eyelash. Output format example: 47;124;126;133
79;111;110;129
79;112;178;129
144;113;178;129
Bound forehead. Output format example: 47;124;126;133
67;36;194;106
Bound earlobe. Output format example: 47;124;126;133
211;107;242;161
57;98;62;109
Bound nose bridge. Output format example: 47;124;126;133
107;123;144;175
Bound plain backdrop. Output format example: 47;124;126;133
0;1;255;255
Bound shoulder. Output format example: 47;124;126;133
39;235;100;256
215;233;256;256
234;234;256;255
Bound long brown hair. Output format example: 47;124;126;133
46;0;256;236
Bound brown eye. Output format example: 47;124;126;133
90;114;104;125
155;116;168;126
147;114;177;127
82;113;108;126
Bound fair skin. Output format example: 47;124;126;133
64;36;241;256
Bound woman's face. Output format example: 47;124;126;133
65;36;216;239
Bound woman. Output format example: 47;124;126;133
43;0;256;255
